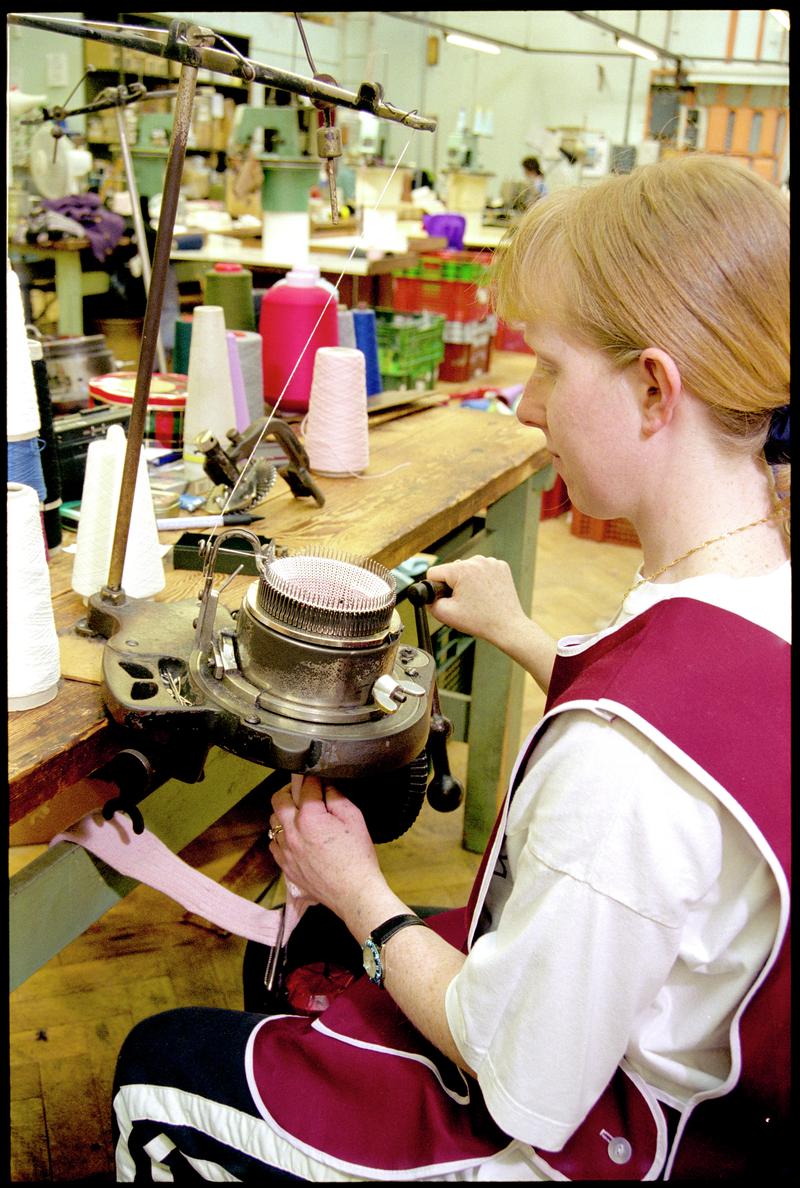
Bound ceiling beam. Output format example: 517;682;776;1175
377;12;788;68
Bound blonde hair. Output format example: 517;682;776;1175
491;155;790;500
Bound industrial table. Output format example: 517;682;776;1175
8;238;112;337
9;397;551;988
171;238;417;308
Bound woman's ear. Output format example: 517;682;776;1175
637;348;683;436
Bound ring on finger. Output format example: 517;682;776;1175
267;823;284;842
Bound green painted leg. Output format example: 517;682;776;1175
54;251;85;337
461;466;553;853
9;748;271;991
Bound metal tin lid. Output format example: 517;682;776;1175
87;372;187;410
42;334;112;359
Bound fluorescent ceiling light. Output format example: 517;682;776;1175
769;9;790;31
616;36;660;62
445;32;501;55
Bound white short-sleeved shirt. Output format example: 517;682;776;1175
443;562;791;1179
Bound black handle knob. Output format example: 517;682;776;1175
407;579;452;607
426;771;464;813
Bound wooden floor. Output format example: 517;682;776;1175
9;513;642;1183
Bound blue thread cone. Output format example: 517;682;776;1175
352;309;382;396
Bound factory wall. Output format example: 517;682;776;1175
356;11;788;194
7;10;789;197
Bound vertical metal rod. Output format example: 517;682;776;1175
103;59;199;596
113;103;168;375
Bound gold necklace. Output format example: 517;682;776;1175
624;505;789;601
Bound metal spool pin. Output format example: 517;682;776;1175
256;549;397;643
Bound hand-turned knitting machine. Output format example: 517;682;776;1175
8;14;457;842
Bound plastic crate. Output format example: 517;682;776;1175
442;316;496;345
570;509;640;547
493;320;534;354
439;338;493;382
433;625;475;694
540;476;571;520
417;250;491;283
392;275;490;323
375;309;445;375
379;358;440;392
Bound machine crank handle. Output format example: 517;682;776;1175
406;580;464;813
406;579;452;609
426;714;464;813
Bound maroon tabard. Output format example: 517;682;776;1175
246;598;790;1179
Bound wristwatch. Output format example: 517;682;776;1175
362;913;428;987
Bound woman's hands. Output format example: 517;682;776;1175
269;777;472;1072
426;555;557;693
269;776;389;927
426;556;528;650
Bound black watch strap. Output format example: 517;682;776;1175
370;913;427;947
363;913;428;987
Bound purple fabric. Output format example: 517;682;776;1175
42;193;126;261
423;212;466;250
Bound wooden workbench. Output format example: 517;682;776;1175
171;239;416;308
9;238;112;337
9;395;551;988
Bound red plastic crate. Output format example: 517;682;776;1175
438;337;493;382
392;275;490;322
540;476;571;520
570;509;640;547
493;320;534;354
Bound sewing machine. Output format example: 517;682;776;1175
228;104;321;213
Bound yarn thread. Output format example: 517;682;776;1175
352;308;383;396
337;308;357;349
6;266;41;440
226;331;251;432
259;270;339;413
7;438;47;502
7;481;61;711
304;347;369;476
183;305;239;469
172;314;193;375
72;423;165;599
30;338;63;553
205;263;256;332
230;329;264;424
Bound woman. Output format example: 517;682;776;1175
113;156;790;1180
520;155;548;206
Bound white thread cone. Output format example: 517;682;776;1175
305;347;369;476
233;330;264;424
72;423;165;598
337;309;357;349
7;266;41;441
183;305;239;465
8;482;60;710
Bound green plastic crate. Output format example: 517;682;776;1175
418;252;490;283
375;309;445;375
379;359;440;392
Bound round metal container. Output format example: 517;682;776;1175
42;334;115;411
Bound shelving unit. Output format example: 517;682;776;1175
81;12;251;196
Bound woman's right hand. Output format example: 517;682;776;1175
425;556;529;652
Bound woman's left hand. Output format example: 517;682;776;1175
269;776;384;918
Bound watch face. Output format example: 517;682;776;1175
363;938;382;984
